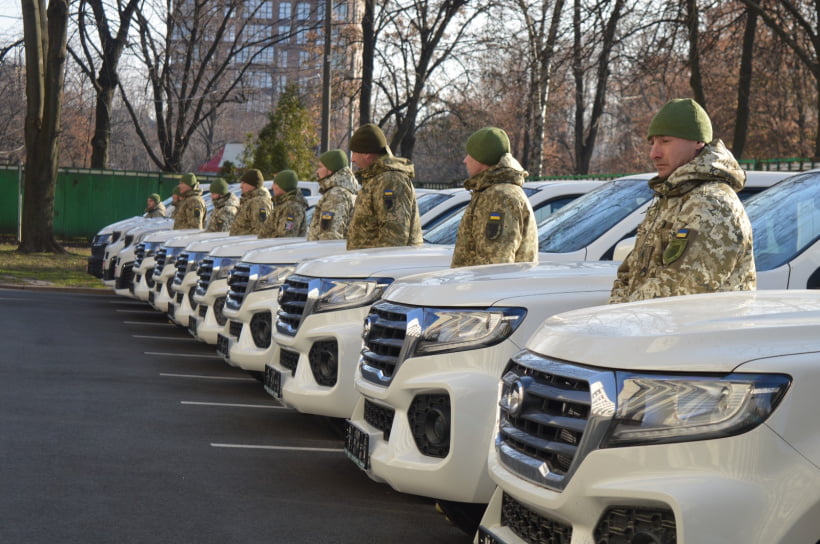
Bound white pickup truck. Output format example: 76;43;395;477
478;289;820;544
102;219;176;291
343;169;817;534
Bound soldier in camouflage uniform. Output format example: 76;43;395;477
144;193;166;218
229;169;273;236
259;170;309;238
173;172;207;229
609;98;755;303
307;149;359;241
204;177;239;233
451;127;538;268
346;124;422;250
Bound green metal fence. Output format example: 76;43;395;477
0;166;219;241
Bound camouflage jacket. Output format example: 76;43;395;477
229;186;273;235
205;192;239;233
346;151;423;250
451;154;538;268
609;139;755;303
173;188;206;229
307;167;359;241
144;202;166;218
259;191;309;238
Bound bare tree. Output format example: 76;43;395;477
70;0;141;169
0;41;26;163
20;0;69;253
119;0;300;172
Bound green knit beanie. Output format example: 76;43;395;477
239;168;265;188
350;124;387;154
319;149;348;173
275;170;299;192
466;127;510;166
647;98;713;142
180;172;198;189
149;193;161;205
209;177;229;196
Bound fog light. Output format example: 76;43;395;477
309;340;338;386
214;296;227;326
408;394;451;458
250;311;272;348
594;506;676;543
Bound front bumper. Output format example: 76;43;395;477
478;425;820;543
148;266;177;313
347;342;519;504
168;272;201;327
190;279;230;345
220;289;279;371
132;257;157;302
265;307;368;418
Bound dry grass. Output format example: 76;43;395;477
0;244;107;289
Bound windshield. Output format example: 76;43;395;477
537;178;654;253
417;192;453;216
423;207;465;245
747;171;820;271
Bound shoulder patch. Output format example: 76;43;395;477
663;228;690;265
485;212;503;241
383;189;395;212
320;211;334;230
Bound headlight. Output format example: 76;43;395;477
186;251;210;268
313;278;391;312
212;257;239;280
143;241;162;257
413;307;526;355
602;372;790;447
252;264;296;293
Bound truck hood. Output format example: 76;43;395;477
243;240;347;264
167;232;235;249
384;261;619;307
527;290;820;372
208;236;310;258
144;228;201;245
294;244;455;279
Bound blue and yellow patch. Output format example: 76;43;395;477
485;211;503;240
663;228;691;265
320;211;334;230
383;189;395;211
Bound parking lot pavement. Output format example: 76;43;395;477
0;288;470;543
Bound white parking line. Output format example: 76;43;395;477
160;372;255;381
181;401;288;410
124;321;175;326
147;351;223;359
133;335;196;340
211;443;344;453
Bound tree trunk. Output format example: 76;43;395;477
685;0;706;109
733;8;757;158
20;0;68;253
359;0;375;126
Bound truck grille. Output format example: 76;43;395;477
495;351;616;491
226;263;251;310
500;492;572;543
173;252;190;285
153;248;168;279
116;263;134;290
196;257;214;296
280;348;299;375
359;301;411;387
364;399;394;440
134;243;146;268
276;275;312;336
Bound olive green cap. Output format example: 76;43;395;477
239;168;265;188
274;170;299;192
148;193;161;205
647;98;713;142
209;177;229;195
350;124;387;154
466;127;510;166
319;149;348;173
180;172;198;188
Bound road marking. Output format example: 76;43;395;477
181;401;289;410
147;351;222;359
124;321;176;326
160;372;255;381
133;335;196;340
211;443;344;453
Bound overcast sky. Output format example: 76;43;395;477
0;4;23;40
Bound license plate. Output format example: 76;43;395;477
148;291;155;304
167;302;175;320
344;421;370;471
476;528;504;544
188;316;198;336
263;364;282;399
216;334;229;357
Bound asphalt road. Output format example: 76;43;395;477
0;288;471;543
